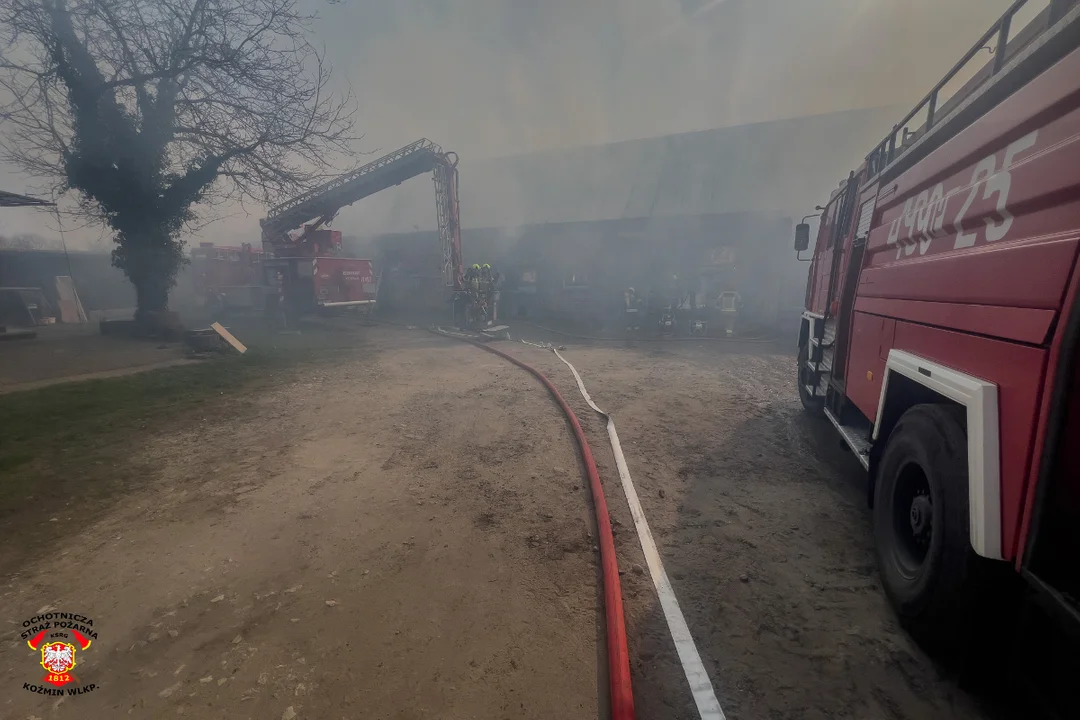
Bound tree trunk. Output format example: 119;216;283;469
112;230;184;326
132;276;170;324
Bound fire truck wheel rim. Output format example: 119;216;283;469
891;462;933;574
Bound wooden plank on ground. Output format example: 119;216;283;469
210;322;247;354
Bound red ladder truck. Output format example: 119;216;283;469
259;139;488;326
795;0;1080;693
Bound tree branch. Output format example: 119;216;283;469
0;0;358;314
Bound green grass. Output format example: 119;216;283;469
0;322;376;575
2;350;278;455
0;346;327;516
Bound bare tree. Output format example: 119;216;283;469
0;0;355;320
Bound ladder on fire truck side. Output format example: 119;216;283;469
809;310;874;468
803;171;875;467
805;314;835;397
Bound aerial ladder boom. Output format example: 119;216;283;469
259;139;464;290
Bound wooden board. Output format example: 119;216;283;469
210;322;247;354
54;276;88;324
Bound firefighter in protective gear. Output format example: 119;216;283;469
465;263;482;292
483;264;502;322
624;287;640;332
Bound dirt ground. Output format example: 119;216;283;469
0;325;993;719
511;337;989;720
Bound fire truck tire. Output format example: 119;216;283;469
797;343;824;415
874;403;973;632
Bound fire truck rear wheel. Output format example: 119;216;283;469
874;404;973;633
797;343;824;415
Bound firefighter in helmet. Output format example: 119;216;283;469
624;286;641;332
465;263;482;292
482;264;502;322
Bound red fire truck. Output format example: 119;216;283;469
795;0;1080;662
261;226;377;317
259;139;483;326
189;242;267;311
189;234;376;316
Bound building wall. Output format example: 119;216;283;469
0;250;134;316
359;107;900;235
366;211;793;331
0;249;207;319
357;110;904;330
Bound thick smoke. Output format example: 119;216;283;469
328;0;1016;156
0;0;1021;245
319;0;1019;236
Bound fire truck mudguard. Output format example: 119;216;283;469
873;350;1002;560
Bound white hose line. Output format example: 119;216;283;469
552;348;726;720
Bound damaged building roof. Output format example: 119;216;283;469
366;106;900;232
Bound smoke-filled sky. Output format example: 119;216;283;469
0;0;1021;247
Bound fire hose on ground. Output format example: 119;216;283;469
429;326;636;720
432;324;727;720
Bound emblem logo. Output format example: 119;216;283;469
39;642;78;686
19;610;99;697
